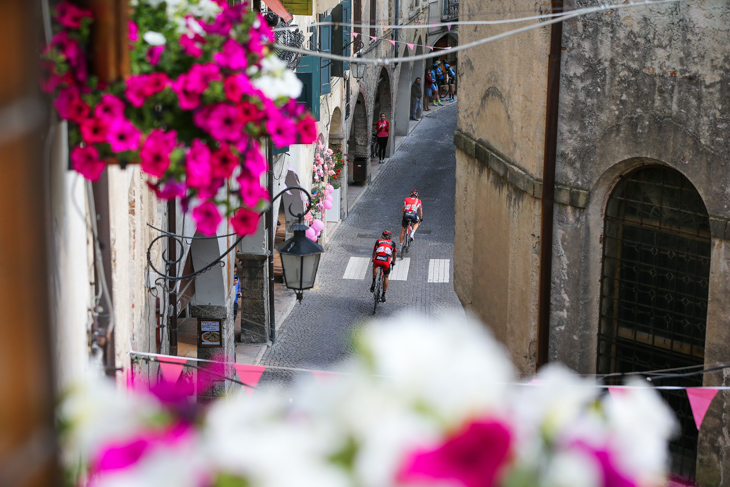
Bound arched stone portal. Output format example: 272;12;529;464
348;92;369;183
372;68;392;157
329;106;344;153
433;33;458;64
597;165;710;481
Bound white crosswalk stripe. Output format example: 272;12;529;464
342;257;370;280
389;258;411;281
428;259;450;283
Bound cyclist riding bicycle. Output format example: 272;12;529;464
371;230;397;302
400;190;423;251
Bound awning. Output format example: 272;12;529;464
262;0;293;23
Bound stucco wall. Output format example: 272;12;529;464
454;146;542;376
453;0;550;374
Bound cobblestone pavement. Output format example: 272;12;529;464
260;103;462;385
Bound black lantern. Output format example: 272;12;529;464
352;52;366;79
277;220;324;301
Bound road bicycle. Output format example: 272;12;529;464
401;220;414;258
372;266;384;314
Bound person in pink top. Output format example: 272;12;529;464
376;113;389;164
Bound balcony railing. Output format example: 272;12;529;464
442;0;458;21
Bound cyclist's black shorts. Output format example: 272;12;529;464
402;212;419;228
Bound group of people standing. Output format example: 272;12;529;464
374;59;456;164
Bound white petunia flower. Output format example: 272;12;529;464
143;31;167;46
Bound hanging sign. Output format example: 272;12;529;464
198;318;223;348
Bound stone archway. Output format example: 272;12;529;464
329;106;344;153
348;91;369;183
413;40;424;110
395;47;413;136
372;68;393;156
433;32;458;64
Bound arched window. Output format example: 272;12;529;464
598;166;711;481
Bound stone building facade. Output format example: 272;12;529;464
453;0;730;483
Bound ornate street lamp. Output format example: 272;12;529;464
352;52;366;80
277;218;324;301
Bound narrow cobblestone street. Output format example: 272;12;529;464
260;104;463;382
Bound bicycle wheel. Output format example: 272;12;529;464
373;269;382;314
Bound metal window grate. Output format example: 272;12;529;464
597;167;711;481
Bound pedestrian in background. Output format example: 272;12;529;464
445;63;456;102
233;275;241;322
429;64;442;106
424;71;432;111
410;77;422;120
376;113;389;163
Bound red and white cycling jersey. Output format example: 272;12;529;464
403;197;422;213
373;238;396;263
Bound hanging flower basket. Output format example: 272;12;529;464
42;0;318;236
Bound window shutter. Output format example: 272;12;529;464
319;14;332;95
331;4;344;78
296;55;321;120
280;0;312;15
343;0;351;70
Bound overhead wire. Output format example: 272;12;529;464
272;0;683;65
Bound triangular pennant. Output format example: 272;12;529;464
528;379;545;385
407;43;414;50
607;386;627;399
234;364;266;395
445;46;453;50
447;24;452;31
159;356;187;384
352;32;359;38
389;40;396;46
311;370;340;384
686;388;718;430
370;36;377;41
426;46;434;51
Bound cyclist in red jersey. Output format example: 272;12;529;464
400;190;423;250
371;230;397;302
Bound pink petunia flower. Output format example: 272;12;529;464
238;99;263;124
54;87;90;123
150;180;186;200
80;117;109;144
180;34;205;58
236;171;269;208
223;76;243;103
94;94;126;121
146;72;170;95
231;207;261;236
206;103;245;142
398;419;513;487
147;46;165;66
125;75;151;108
106;118;141;152
242;144;268;177
55;1;92;29
297;116;318;144
140;129;178;178
192;201;222;236
71;145;106;181
191;63;222;86
214;39;248;71
128;21;139;42
266;114;297;148
185;139;213;189
211;144;238;179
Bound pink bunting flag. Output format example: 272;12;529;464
407;43;414;50
607;386;627;399
370;36;377;41
352;32;359;38
159;356;187;384
445;46;453;50
311;370;340;384
447;24;452;31
389;40;396;46
234;364;266;395
686;388;718;430
426;46;434;51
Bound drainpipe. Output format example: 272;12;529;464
394;0;399;45
537;0;563;369
267;139;276;343
168;199;178;356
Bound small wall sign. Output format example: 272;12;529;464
198;318;223;348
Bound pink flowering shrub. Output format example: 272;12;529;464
42;0;318;236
